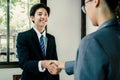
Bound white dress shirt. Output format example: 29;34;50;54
33;27;47;72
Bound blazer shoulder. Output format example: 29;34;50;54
82;32;96;41
46;33;55;39
82;28;107;41
18;28;35;37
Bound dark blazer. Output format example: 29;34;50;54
65;19;120;80
16;28;59;80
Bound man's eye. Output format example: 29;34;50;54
45;13;48;16
38;14;42;16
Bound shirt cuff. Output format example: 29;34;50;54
38;61;46;72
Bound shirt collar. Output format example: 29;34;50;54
98;18;119;30
33;27;46;38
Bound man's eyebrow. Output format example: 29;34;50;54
37;12;42;13
37;11;47;13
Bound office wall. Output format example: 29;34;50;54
0;68;22;80
0;0;81;80
47;0;81;80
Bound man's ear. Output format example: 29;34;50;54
30;16;34;22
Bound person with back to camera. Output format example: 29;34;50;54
16;3;60;80
49;0;120;80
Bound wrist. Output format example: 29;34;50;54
58;61;65;69
41;60;48;69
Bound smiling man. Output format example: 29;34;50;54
16;3;60;80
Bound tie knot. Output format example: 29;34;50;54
40;35;44;42
40;35;44;39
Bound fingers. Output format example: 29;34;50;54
47;60;64;75
50;60;65;69
41;60;52;69
50;60;60;66
41;60;65;75
47;63;61;75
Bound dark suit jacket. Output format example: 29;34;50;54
16;28;59;80
65;18;120;80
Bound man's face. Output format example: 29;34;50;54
31;8;49;30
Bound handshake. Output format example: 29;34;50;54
41;60;65;75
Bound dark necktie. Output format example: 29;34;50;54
40;35;45;57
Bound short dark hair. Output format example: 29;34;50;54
30;3;50;16
105;0;118;12
105;0;120;21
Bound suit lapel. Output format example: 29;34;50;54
46;34;52;58
30;28;44;58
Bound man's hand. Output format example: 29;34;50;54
51;60;65;69
47;61;61;75
47;60;65;75
41;60;65;75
